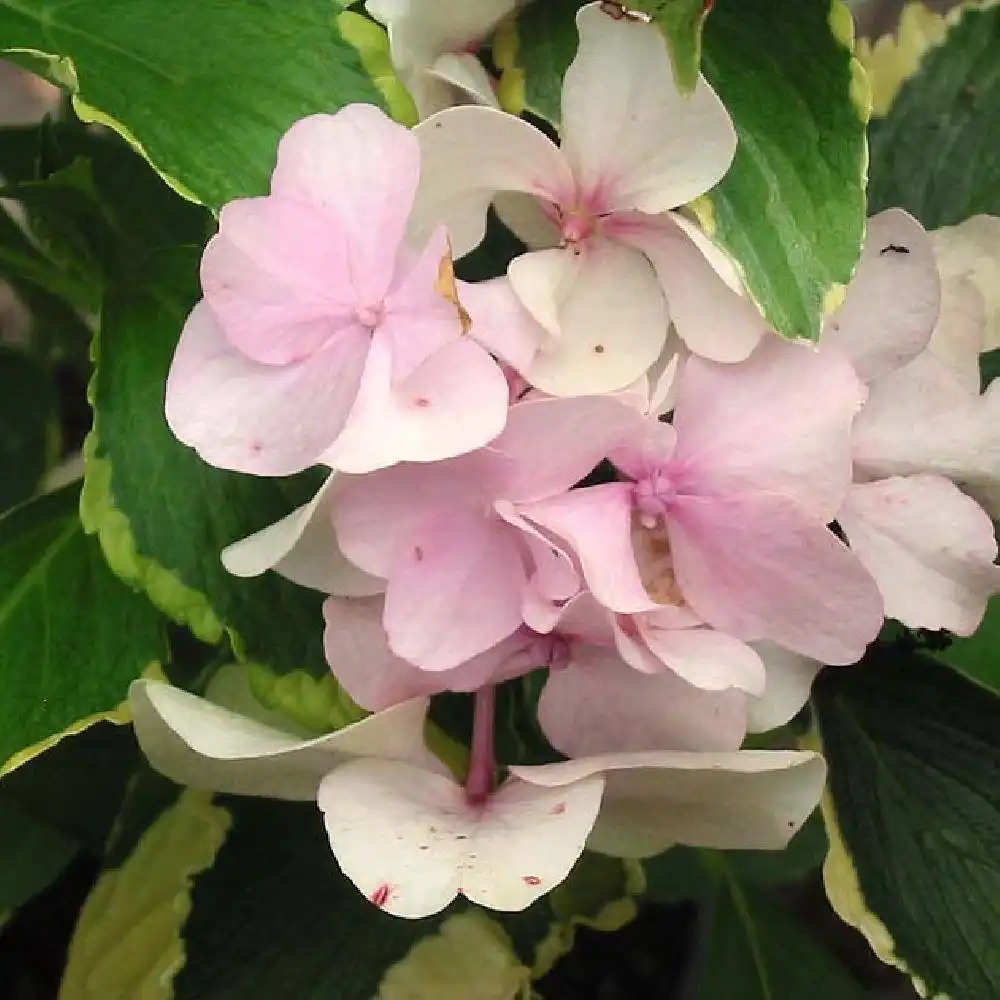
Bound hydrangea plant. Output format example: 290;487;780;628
0;1;999;998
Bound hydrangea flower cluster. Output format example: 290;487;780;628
131;2;1000;919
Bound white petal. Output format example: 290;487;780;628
515;239;668;395
746;642;821;734
927;275;986;393
930;214;1000;351
823;209;941;381
430;53;501;110
129;680;436;800
617;213;766;363
512;749;826;858
319;759;604;918
411;107;572;257
838;476;1000;636
561;3;736;213
221;475;384;596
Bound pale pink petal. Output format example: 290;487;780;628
520;483;657;614
383;511;526;670
319;759;604;917
614;213;765;363
511;749;826;857
201;197;357;364
411;107;573;257
165;302;369;476
746;642;821;734
221;475;384;596
333;459;485;578
270;107;420;304
823;209;940;381
539;644;746;757
515;238;669;395
560;3;736;213
673;337;864;521
638;623;767;695
852;350;1000;497
928;275;986;393
668;493;884;664
458;276;543;372
323;333;509;473
552;592;617;647
490;393;644;501
838;477;1000;636
129;680;435;800
607;418;678;482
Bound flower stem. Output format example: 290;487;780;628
465;685;496;805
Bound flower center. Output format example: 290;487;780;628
632;469;677;529
355;302;384;330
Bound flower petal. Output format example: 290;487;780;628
838;476;1000;636
458;276;543;372
165;302;369;476
614;213;765;363
560;2;736;213
323;334;509;473
746;642;821;734
673;336;864;521
511;749;826;857
539;644;746;757
668;492;884;664
129;680;435;800
411;107;572;257
520;483;657;614
927;274;986;393
319;758;604;917
514;239;669;395
221;475;384;596
383;511;526;670
270;107;420;304
823;208;940;382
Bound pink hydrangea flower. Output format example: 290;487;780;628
408;2;766;395
166;104;509;477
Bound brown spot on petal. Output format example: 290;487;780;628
523;875;542;886
436;250;472;334
370;883;391;908
414;546;424;562
551;802;566;815
593;344;605;354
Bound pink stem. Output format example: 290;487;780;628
465;685;496;805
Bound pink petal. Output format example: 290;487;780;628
560;4;736;214
323;333;509;473
383;511;527;670
823;209;940;381
928;275;986;394
333;459;485;578
520;483;657;614
539;644;746;757
615;213;765;363
165;302;369;476
668;492;884;664
511;749;826;857
512;239;669;395
201;196;358;365
270;107;420;304
673;336;864;521
319;759;604;917
221;475;384;596
411;106;573;258
490;394;644;502
838;477;1000;636
638;623;767;696
458;276;544;373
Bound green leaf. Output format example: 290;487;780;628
0;0;383;209
700;0;868;340
813;647;1000;1000
0;346;54;512
935;598;1000;695
83;246;330;676
693;859;869;1000
868;6;1000;227
0;796;77;913
0;484;167;773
